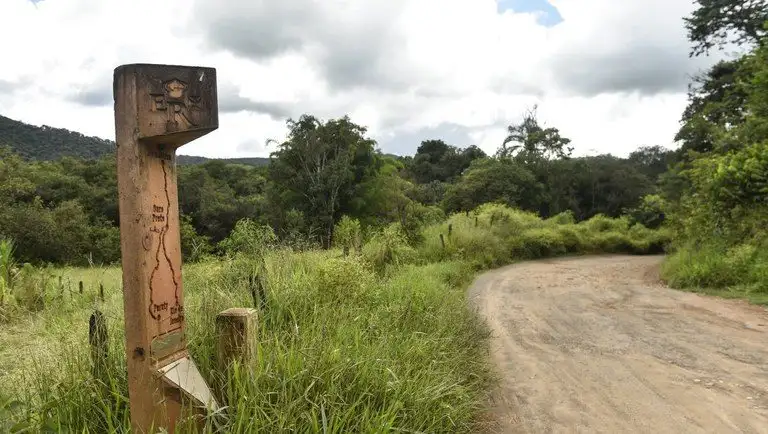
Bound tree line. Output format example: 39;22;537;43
0;107;673;265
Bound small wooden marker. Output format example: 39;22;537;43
114;63;219;433
216;308;258;370
89;309;109;382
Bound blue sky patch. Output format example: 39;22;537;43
497;0;563;27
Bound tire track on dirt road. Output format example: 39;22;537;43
469;255;768;433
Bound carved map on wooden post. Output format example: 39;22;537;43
114;64;218;434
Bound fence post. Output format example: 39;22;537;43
89;310;109;381
216;308;258;370
440;233;446;249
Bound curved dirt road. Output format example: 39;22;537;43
470;255;768;434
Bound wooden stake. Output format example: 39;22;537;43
89;309;109;382
114;63;219;433
216;308;258;370
440;233;446;249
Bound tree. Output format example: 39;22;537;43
497;105;573;162
537;156;654;220
684;0;767;57
442;158;542;213
407;140;486;184
627;145;678;180
267;114;379;248
675;59;752;157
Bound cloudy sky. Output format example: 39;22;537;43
0;0;724;159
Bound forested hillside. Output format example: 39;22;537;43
0;114;268;166
0;114;114;160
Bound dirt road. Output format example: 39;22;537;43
469;255;768;434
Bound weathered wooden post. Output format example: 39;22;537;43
114;63;219;433
216;308;258;370
89;309;109;381
440;233;446;249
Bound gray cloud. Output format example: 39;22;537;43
549;43;709;96
68;85;112;106
0;79;17;95
192;0;411;92
219;93;295;120
236;139;268;153
217;82;296;119
0;76;34;97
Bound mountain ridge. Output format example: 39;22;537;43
0;114;270;166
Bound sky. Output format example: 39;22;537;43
0;0;726;159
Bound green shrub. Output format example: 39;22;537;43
626;194;666;229
555;225;586;253
362;224;419;273
219;218;277;257
333;215;362;255
547;210;576;225
583;214;629;233
0;238;16;308
314;256;375;303
516;228;566;259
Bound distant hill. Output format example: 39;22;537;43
176;155;270;167
0;114;269;166
0;114;115;160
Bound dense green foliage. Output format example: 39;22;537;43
660;4;768;303
684;0;767;56
0;204;666;432
0;107;675;266
0;115;115;161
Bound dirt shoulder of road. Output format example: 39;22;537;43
469;254;768;434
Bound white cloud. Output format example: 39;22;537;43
0;0;719;159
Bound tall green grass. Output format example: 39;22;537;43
0;204;667;432
1;252;493;432
661;240;768;305
416;205;669;270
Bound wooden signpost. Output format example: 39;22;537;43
113;63;219;433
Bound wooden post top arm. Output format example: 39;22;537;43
113;64;218;148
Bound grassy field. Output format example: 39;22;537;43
0;205;669;433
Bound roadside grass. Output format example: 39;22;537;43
661;241;768;306
0;204;668;432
